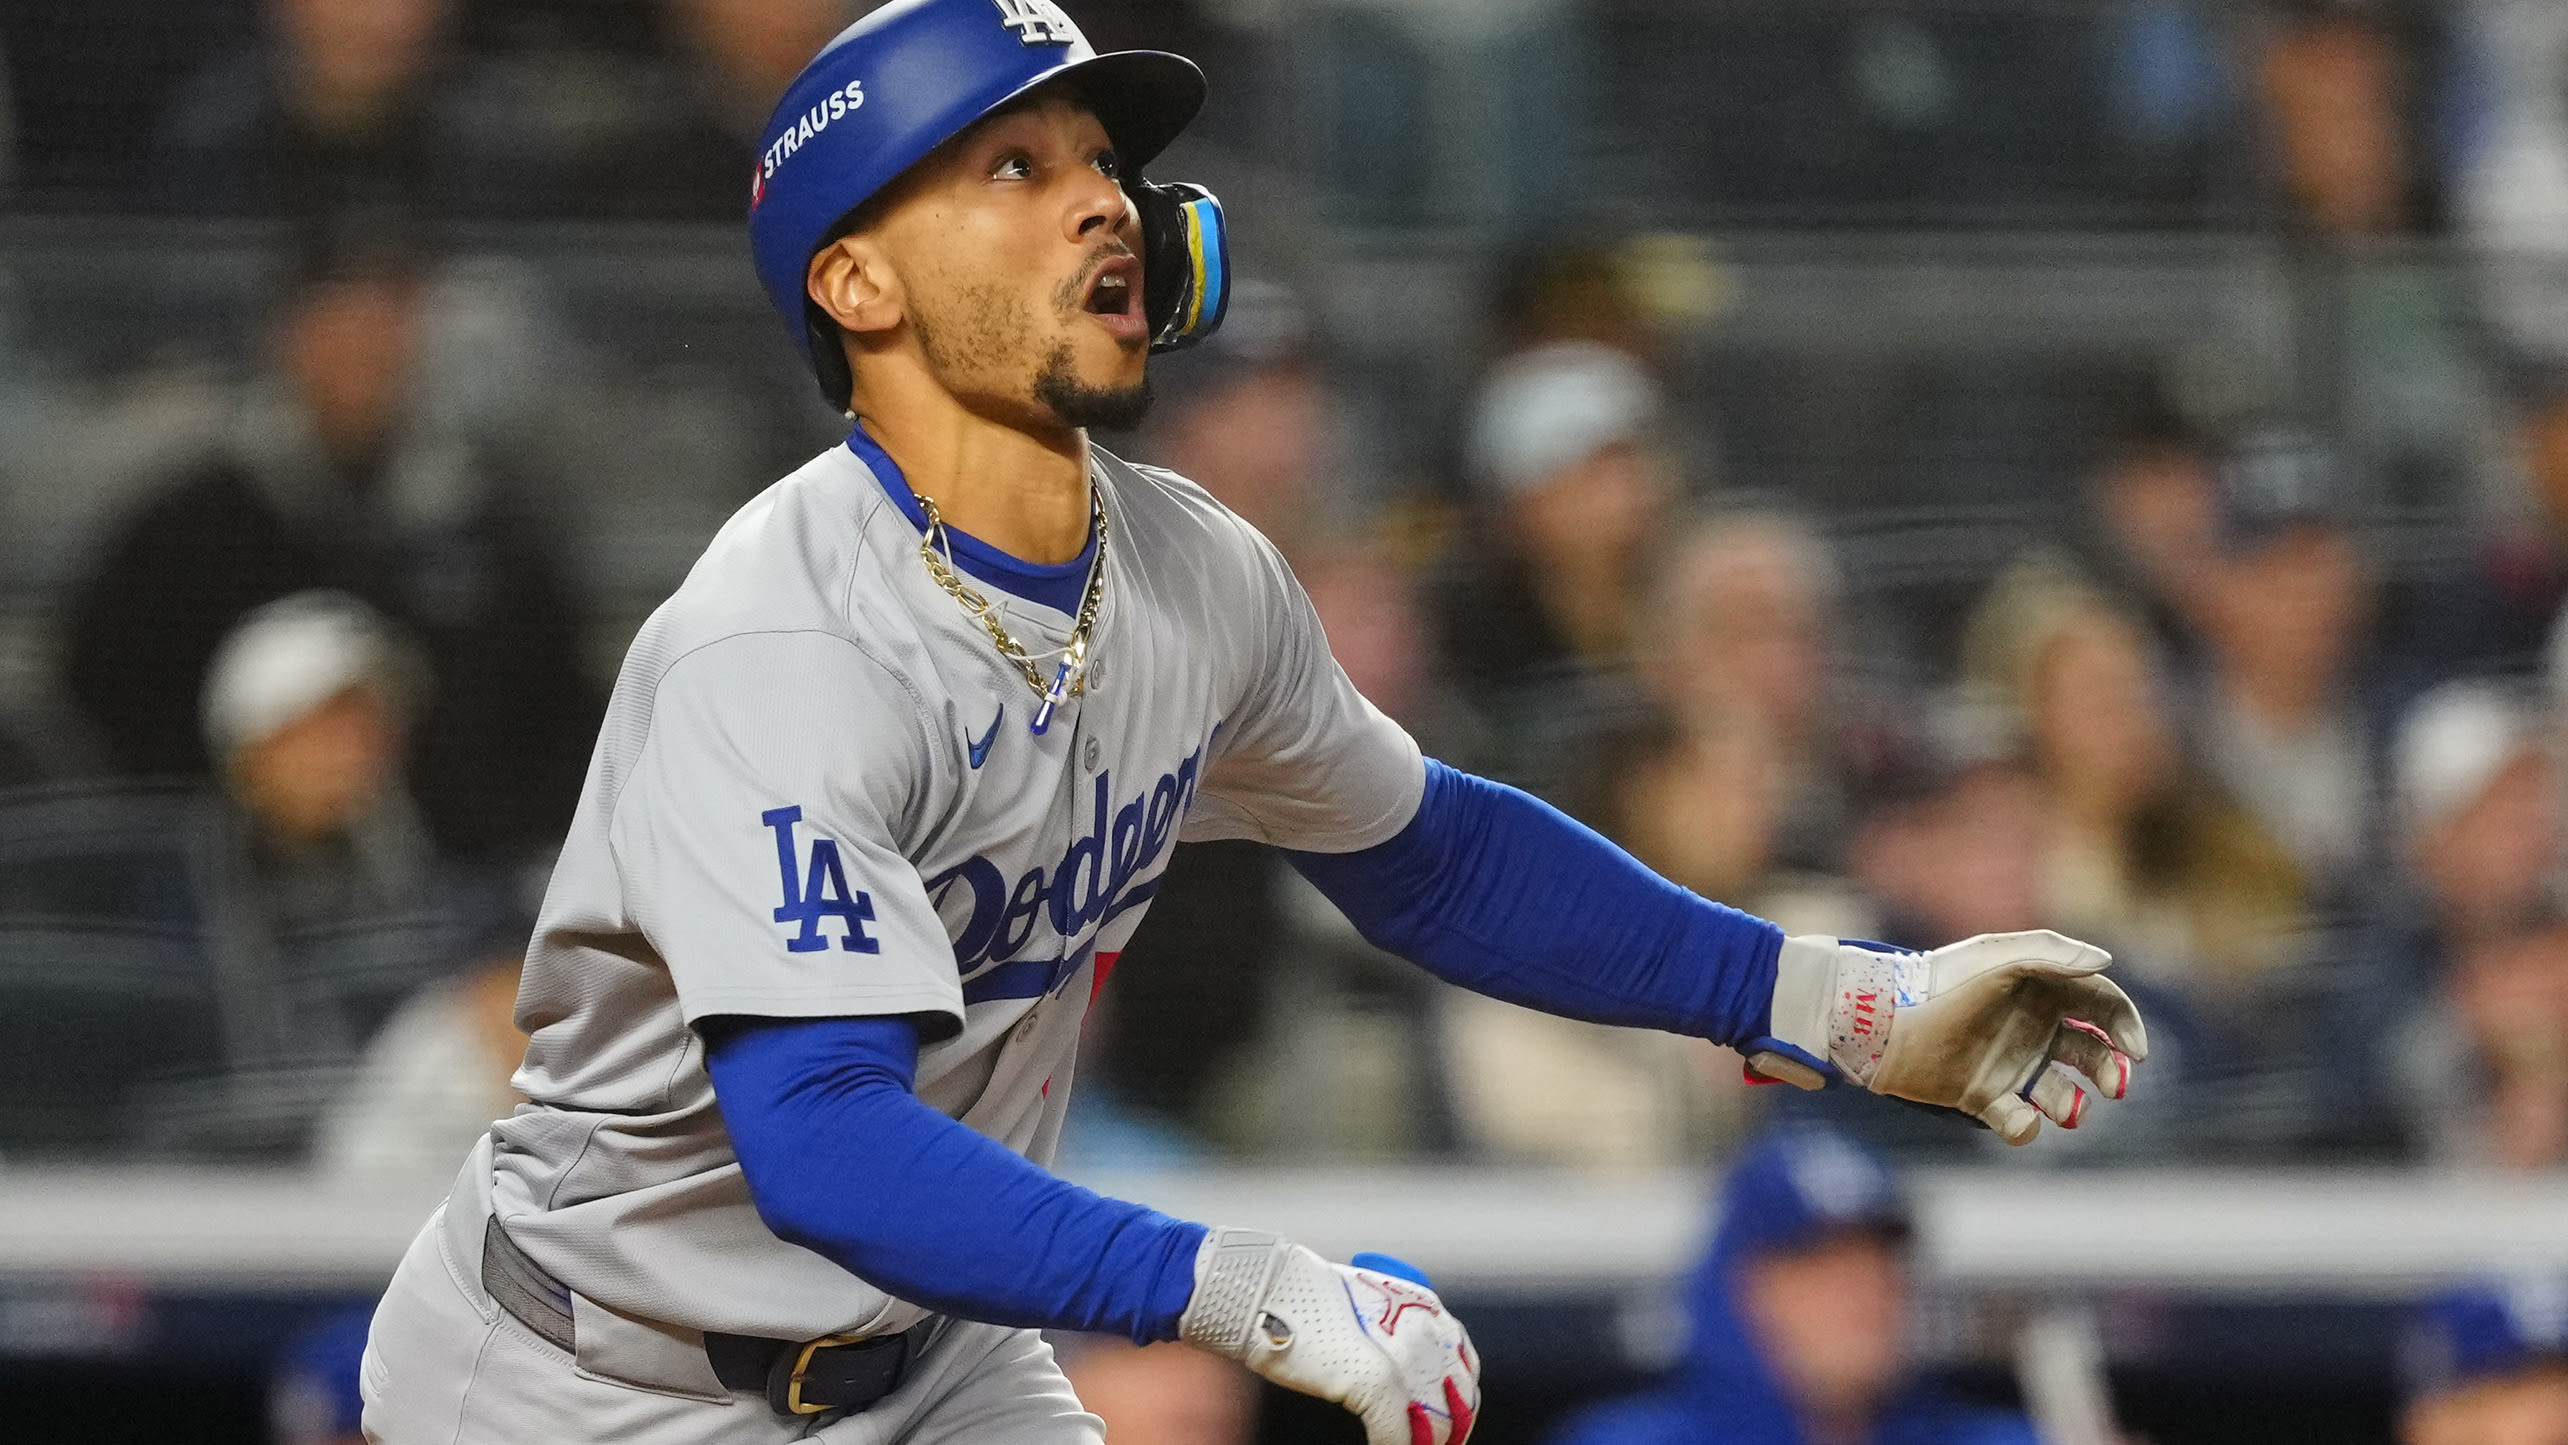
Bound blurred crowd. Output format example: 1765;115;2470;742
2;0;2568;1181
5;1;2568;1442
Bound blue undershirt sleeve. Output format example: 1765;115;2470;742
702;1013;1205;1345
1286;759;1783;1047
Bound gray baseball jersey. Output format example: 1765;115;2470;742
485;435;1422;1343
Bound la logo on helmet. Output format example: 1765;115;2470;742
993;0;1080;46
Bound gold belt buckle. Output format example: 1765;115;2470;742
783;1333;868;1415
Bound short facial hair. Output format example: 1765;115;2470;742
1034;341;1153;432
911;264;1153;434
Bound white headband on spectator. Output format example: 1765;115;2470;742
2395;680;2539;837
1466;340;1663;497
201;590;415;760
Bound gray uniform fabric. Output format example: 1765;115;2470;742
361;1141;1103;1444
364;438;1422;1437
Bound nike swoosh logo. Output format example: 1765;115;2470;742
967;708;1003;769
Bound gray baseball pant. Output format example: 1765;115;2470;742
359;1200;1104;1444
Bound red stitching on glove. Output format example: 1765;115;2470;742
1410;1401;1435;1445
1447;1377;1477;1443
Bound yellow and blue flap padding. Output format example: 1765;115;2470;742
1133;179;1230;353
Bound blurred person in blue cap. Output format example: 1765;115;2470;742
2403;1279;2568;1445
272;1301;374;1445
1551;1126;2037;1445
2186;424;2383;909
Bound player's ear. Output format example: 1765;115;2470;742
807;235;903;338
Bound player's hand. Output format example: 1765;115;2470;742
1744;930;2148;1144
1179;1229;1478;1444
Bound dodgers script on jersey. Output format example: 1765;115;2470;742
476;436;1423;1348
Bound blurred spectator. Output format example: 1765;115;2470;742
1849;741;2050;957
1616;711;1791;920
111;590;490;1161
271;1301;373;1445
1964;556;2306;991
1614;509;1858;914
430;0;849;219
203;591;436;936
1550;1126;2037;1445
653;0;856;203
312;920;524;1186
1462;339;1669;672
663;0;850;137
2399;682;2559;950
2404;1280;2568;1445
1440;480;1807;1170
1085;288;1328;1145
2187;429;2383;905
2440;923;2568;1169
2346;681;2567;1161
2257;0;2442;237
1143;281;1335;563
1437;979;1746;1168
155;0;462;215
1054;1335;1259;1445
2458;0;2568;361
2082;412;2223;662
1827;701;2210;1159
1440;337;1674;813
1486;240;1658;361
61;208;598;865
1100;284;1486;1157
2397;373;2568;683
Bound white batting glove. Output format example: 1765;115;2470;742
1179;1228;1479;1445
1744;930;2149;1144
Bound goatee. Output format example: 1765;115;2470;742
1034;343;1153;432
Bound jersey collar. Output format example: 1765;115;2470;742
846;422;1098;616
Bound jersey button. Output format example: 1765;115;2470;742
1013;1011;1041;1043
1083;735;1102;772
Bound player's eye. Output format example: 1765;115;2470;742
991;152;1034;181
1091;150;1122;181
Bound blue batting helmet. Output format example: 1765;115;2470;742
747;0;1216;406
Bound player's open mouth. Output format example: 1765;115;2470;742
1080;255;1147;345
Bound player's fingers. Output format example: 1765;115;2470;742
1967;930;2113;975
2048;1018;2131;1100
1976;1090;2044;1146
1356;1396;1413;1445
1447;1377;1478;1444
1408;1400;1436;1445
2023;1061;2089;1129
2055;975;2150;1061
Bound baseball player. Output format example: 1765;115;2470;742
359;3;2149;1443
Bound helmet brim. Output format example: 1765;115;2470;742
1007;49;1207;175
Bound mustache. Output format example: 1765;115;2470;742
1053;242;1138;313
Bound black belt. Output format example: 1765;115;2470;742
481;1217;932;1417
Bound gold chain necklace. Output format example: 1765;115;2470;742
914;486;1108;736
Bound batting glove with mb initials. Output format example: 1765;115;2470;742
1744;930;2149;1144
1180;1228;1479;1445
